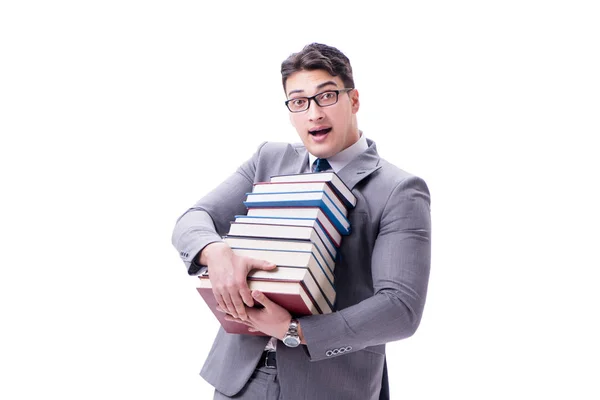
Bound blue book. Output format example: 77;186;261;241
243;190;350;236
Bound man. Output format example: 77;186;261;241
172;43;431;399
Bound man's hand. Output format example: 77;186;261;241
222;290;305;342
200;242;276;320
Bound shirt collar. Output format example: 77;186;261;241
308;131;368;173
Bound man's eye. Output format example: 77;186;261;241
292;99;307;107
320;92;335;100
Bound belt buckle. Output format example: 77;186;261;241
264;351;276;369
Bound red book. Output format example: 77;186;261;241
196;267;327;336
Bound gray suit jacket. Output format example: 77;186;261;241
172;139;431;400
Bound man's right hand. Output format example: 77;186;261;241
199;242;276;321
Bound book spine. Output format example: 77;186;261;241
297;280;324;314
305;266;335;308
321;192;351;235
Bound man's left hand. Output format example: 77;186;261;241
220;290;292;339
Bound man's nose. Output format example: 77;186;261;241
307;99;325;121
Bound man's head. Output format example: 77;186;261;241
281;43;360;159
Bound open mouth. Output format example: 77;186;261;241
309;128;332;136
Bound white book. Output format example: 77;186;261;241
271;171;356;208
235;214;341;248
246;206;347;239
227;222;337;262
223;236;335;274
233;248;335;308
269;171;356;209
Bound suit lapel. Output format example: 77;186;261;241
337;139;381;190
276;140;380;189
281;144;310;175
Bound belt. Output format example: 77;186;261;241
258;350;277;369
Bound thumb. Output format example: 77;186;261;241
248;258;277;271
252;290;273;309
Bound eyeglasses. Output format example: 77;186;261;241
285;88;354;113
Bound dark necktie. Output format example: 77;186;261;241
313;158;332;172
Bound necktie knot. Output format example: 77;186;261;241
313;158;331;172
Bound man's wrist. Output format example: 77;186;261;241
199;241;228;265
281;317;306;345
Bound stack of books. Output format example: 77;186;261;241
196;171;357;335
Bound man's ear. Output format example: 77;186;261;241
350;89;360;114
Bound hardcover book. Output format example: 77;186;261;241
234;214;342;248
193;172;356;336
233;247;336;308
243;190;349;237
223;236;335;273
227;221;337;262
196;267;327;336
269;171;356;209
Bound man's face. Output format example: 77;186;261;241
285;69;360;159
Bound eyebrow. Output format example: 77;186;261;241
287;80;339;97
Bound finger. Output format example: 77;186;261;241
220;293;239;319
215;306;231;314
251;290;273;310
230;294;248;321
224;315;245;325
224;315;253;327
239;286;254;308
212;292;229;314
247;257;277;272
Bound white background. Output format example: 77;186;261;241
1;1;599;399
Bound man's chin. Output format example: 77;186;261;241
298;135;335;157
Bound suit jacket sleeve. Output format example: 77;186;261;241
298;175;432;361
171;142;267;274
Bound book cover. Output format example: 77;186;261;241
268;171;356;209
223;236;335;273
196;268;325;336
233;248;336;307
246;207;344;240
243;191;349;237
252;181;351;216
227;222;337;262
234;214;342;248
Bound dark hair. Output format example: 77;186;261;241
281;43;355;91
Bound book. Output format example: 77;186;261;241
235;214;342;248
227;221;337;262
223;236;335;273
233;248;335;307
269;171;356;209
251;181;348;216
243;190;349;237
196;267;326;336
246;206;347;238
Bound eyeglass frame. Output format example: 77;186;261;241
284;88;355;113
